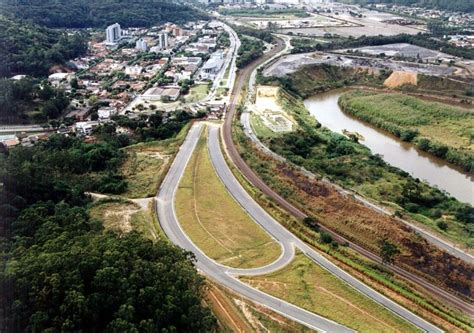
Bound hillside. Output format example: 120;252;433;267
0;15;88;77
0;0;208;28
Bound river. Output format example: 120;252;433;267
304;90;473;205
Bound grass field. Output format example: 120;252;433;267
249;113;279;139
242;252;422;333
121;124;190;198
185;84;208;103
339;91;473;171
175;129;281;268
206;281;313;333
231;122;472;332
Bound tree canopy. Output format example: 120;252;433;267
0;15;88;77
0;0;208;29
2;202;216;332
0;113;216;332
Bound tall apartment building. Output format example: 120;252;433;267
106;23;122;44
135;38;148;52
158;32;168;50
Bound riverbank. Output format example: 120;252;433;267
304;89;473;205
338;90;474;173
255;87;473;250
233;104;473;328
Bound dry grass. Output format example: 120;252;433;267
175;129;281;269
121;124;190;198
242;252;422;333
89;199;161;240
205;281;313;333
89;200;142;233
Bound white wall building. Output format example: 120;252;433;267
200;52;224;80
135;38;148;52
158;32;169;50
98;107;117;121
106;23;122;44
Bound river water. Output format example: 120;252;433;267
304;90;473;205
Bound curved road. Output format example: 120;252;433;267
208;125;442;333
222;35;473;314
156;122;355;333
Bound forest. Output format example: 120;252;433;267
0;0;208;28
0;111;217;331
236;36;265;69
0;15;88;77
0;78;70;124
341;0;474;12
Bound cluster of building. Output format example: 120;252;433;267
0;133;51;149
371;4;474;28
29;19;230;139
3;18;236;151
445;35;474;49
198;0;323;5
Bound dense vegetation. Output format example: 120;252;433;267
290;33;474;60
0;0;208;28
0;112;216;331
258;63;390;97
240;91;473;298
257;64;474;247
340;0;474;13
236;36;265;69
0;78;70;124
0;15;88;77
231;24;274;43
268;91;472;229
339;91;474;172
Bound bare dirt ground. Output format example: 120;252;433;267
264;52;458;78
384;71;418;88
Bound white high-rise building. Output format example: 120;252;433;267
135;38;148;52
106;23;122;44
158;32;168;50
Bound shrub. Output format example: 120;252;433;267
437;220;448;231
320;232;333;244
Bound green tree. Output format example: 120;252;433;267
379;239;400;265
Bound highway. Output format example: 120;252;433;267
156;23;465;330
156;122;355;333
208;125;443;333
222;33;473;314
156;122;443;332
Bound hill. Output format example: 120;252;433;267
0;15;88;77
0;0;208;28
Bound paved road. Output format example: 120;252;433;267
206;21;240;102
208;125;443;333
156;123;354;333
222;33;473;314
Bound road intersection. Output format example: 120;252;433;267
156;122;443;333
156;122;355;333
